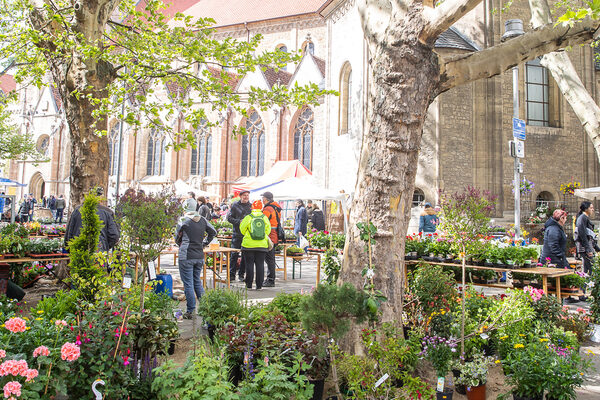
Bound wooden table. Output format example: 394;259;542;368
0;255;71;293
202;247;238;289
405;260;576;297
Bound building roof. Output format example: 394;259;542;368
313;56;326;77
50;86;63;111
205;66;240;89
262;66;293;88
435;27;480;52
171;0;328;28
0;74;16;94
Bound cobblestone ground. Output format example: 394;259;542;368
157;252;600;398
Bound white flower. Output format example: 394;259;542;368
365;269;375;279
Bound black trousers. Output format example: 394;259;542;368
229;236;244;279
265;245;277;283
243;250;266;289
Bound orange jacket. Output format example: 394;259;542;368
262;201;282;244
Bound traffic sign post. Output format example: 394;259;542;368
513;117;526;140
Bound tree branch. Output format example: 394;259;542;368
438;18;600;94
420;0;483;44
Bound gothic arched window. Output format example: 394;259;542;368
339;62;352;135
293;106;314;169
108;122;122;176
146;128;166;176
190;122;212;176
240;111;265;176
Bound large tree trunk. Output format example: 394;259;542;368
339;6;439;352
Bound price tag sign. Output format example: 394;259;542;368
147;262;156;280
123;273;132;289
480;333;489;340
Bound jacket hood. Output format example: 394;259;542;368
421;209;437;216
250;209;264;216
545;217;563;230
191;216;201;222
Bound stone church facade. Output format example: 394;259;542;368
6;0;600;218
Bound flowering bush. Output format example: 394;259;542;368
560;180;581;195
452;352;492;388
419;335;457;379
512;178;535;196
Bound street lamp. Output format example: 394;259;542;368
502;19;525;239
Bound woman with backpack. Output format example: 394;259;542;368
240;200;271;290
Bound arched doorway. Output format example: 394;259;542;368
29;172;45;200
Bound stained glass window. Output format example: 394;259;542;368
293;107;314;169
240;111;265;176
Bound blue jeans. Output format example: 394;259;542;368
178;259;205;313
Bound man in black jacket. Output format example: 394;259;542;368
64;188;120;252
227;190;251;281
175;210;217;318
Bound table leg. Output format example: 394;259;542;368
316;254;321;285
283;245;287;280
202;260;207;289
542;276;548;296
556;277;561;299
173;254;176;265
226;252;230;288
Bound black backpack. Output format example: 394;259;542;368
266;204;285;242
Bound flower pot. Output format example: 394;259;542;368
436;390;453;400
167;339;176;355
309;379;325;400
466;384;486;400
207;324;216;341
452;369;466;395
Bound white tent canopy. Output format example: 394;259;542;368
574;187;600;200
173;179;218;198
248;177;345;201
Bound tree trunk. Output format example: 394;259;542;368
339;12;440;352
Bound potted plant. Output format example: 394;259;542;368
420;335;457;400
286;245;305;256
197;288;245;338
559;272;586;293
452;352;490;400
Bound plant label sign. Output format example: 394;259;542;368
374;373;389;389
437;377;445;392
147;262;156;280
122;273;132;289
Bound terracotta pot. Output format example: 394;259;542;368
466;384;486;400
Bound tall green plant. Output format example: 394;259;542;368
438;186;497;355
117;189;183;310
590;257;600;322
67;191;105;301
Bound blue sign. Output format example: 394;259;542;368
513;118;526;140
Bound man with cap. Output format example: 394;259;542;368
418;202;440;234
175;210;217;319
227;190;252;281
261;191;282;287
65;187;120;251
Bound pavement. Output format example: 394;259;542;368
158;252;600;397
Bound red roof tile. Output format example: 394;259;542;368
0;74;16;94
313;56;326;77
206;66;240;90
171;0;328;28
50;86;63;111
262;66;292;88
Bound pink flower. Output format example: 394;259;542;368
54;320;67;328
3;381;21;398
75;335;82;346
0;350;5;359
122;356;130;366
60;342;81;362
24;368;38;382
0;360;28;377
33;346;50;358
4;318;26;333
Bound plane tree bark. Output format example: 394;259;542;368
340;0;600;351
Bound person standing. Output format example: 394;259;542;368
227;190;252;281
540;209;569;268
0;193;4;220
575;201;599;275
294;199;308;246
18;195;31;223
48;195;57;220
419;202;440;234
310;203;326;231
306;199;314;220
261;191;282;287
240;200;270;290
183;192;197;213
28;194;36;221
65;188;120;252
175;210;217;319
197;196;211;220
55;195;66;223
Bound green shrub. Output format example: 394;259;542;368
409;263;457;314
268;292;305;323
197;288;246;327
32;289;79;320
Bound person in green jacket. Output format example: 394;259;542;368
240;200;271;290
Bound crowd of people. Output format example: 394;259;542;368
0;193;67;223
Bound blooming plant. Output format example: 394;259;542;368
452;352;492;388
419;335;457;379
560;180;581;195
512;178;535;196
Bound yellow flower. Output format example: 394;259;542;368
514;344;524;349
500;335;508;340
519;334;525;337
35;318;42;321
23;317;29;321
37;310;43;314
587;350;595;355
441;310;446;315
495;360;501;364
539;339;549;342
